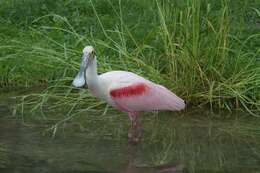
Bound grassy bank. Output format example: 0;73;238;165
0;0;259;115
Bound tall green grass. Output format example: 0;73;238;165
0;0;259;115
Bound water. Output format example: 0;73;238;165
0;103;260;173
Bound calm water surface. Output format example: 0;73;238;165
0;102;260;173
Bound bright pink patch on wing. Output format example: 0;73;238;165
110;83;149;98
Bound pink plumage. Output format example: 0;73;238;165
110;82;185;112
110;83;149;98
99;71;185;113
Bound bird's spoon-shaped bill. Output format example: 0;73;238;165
72;54;88;87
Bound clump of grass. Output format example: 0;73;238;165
0;0;259;116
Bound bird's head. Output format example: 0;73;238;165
82;46;96;59
72;45;96;88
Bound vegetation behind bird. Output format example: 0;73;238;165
0;0;259;116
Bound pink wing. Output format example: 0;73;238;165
109;82;185;113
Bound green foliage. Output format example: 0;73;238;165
0;0;259;115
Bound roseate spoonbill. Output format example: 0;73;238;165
72;46;185;143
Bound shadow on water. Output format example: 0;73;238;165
0;103;260;173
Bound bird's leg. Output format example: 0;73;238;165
128;112;143;144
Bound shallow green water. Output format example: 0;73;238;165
0;103;260;173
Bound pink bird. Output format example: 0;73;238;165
73;46;185;143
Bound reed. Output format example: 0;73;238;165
0;0;259;115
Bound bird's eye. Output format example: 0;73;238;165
92;51;96;56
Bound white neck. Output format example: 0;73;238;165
85;57;99;89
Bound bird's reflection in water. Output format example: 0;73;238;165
120;144;184;173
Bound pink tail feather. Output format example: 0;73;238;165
155;85;185;111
